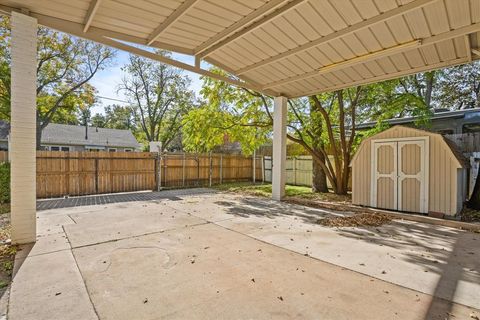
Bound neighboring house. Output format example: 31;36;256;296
0;121;140;152
356;108;480;135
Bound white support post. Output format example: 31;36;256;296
10;12;37;244
272;96;287;200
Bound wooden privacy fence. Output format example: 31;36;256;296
36;151;157;198
0;151;262;198
0;151;7;162
160;153;262;188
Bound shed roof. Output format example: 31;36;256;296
1;0;479;98
351;125;469;168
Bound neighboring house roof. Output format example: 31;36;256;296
355;108;480;130
41;123;140;149
0;120;9;141
0;121;140;149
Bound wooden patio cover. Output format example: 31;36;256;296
0;0;479;98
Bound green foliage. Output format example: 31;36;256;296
0;163;9;204
0;16;115;147
182;68;271;155
118;52;195;149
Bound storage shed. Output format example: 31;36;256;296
351;126;469;216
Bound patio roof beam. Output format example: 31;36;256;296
236;0;439;75
147;0;198;46
0;5;195;55
266;22;480;91
289;57;470;98
195;0;306;58
263;40;421;90
0;6;275;96
83;0;102;33
465;35;472;62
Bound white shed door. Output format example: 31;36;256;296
371;139;428;213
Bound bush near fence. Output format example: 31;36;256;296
0;162;9;204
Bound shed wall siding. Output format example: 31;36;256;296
352;126;464;216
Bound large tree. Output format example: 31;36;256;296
118;52;195;150
436;62;480;110
91;104;135;130
0;16;115;149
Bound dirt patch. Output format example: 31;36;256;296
284;197;362;214
461;207;480;223
317;213;393;228
0;213;16;296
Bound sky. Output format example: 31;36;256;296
89;50;203;115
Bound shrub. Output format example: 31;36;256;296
0;163;9;204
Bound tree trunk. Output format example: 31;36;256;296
468;169;480;209
36;123;42;150
312;153;328;193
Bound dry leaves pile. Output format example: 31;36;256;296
317;213;393;228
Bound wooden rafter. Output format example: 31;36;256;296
289;57;470;98
465;34;473;62
147;0;198;46
195;0;305;58
264;22;480;90
236;0;440;75
83;0;102;33
263;41;421;89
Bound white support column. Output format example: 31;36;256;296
10;12;37;244
272;96;287;200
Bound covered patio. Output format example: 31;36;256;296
10;189;480;319
1;0;480;318
1;0;480;243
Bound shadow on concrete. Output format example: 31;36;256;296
214;197;480;316
214;197;349;225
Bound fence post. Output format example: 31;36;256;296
94;157;99;194
164;153;168;187
158;154;162;191
182;152;186;187
293;156;297;186
220;154;223;184
209;152;212;187
252;150;256;184
261;156;265;183
65;153;70;196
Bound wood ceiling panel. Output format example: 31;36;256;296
350;0;379;20
272;16;309;46
376;57;399;74
283;8;318;41
403;7;432;38
309;0;348;31
403;49;427;68
445;0;471;29
422;0;450;35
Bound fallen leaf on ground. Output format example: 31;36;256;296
277;296;284;301
317;213;392;227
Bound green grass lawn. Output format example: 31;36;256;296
213;182;351;203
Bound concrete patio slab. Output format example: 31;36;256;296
64;202;206;248
9;189;480;319
71;223;473;320
9;250;97;320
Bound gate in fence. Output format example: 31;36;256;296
263;156;313;187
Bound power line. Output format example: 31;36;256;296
97;95;129;104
